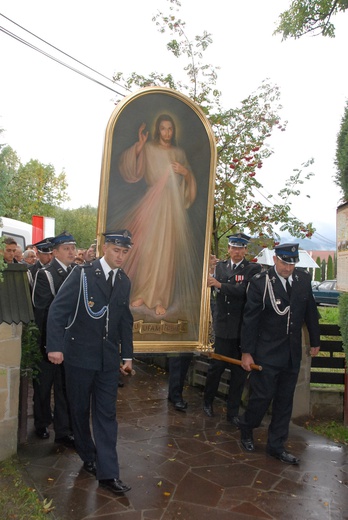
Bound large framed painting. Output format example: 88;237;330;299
97;87;217;352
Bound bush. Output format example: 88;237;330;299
338;292;348;365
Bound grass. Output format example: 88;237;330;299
303;418;348;445
0;457;55;519
318;306;339;324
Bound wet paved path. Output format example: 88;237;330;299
18;359;348;519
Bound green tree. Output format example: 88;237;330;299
327;254;334;279
0;145;21;214
113;0;315;257
274;0;348;40
0;151;69;223
335;100;348;202
315;256;322;281
0;137;18;277
52;205;97;249
321;258;327;280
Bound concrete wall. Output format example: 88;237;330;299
0;322;22;461
292;326;312;418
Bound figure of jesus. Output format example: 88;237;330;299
118;114;197;316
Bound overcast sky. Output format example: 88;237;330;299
1;0;347;249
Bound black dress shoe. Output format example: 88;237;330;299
99;478;131;494
267;450;300;465
55;434;75;448
203;402;214;417
83;461;97;475
227;415;240;428
241;437;255;452
174;400;188;412
35;427;50;439
118;381;124;388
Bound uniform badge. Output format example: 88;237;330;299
236;275;244;282
276;299;282;305
95;268;102;276
88;301;95;308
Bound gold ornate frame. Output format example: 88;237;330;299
97;87;216;353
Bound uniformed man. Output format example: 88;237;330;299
203;233;261;425
239;243;320;464
46;230;133;495
28;238;53;287
31;231;76;446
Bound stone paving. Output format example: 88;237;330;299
18;359;348;519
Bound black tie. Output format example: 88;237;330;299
286;278;292;298
107;270;114;297
232;263;237;270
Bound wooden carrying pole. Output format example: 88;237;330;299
202;351;262;371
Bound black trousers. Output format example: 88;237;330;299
64;363;121;480
240;363;299;454
33;359;72;438
168;355;193;402
204;336;247;417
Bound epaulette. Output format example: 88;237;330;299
254;271;267;280
118;268;130;280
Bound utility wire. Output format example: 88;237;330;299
0;25;125;96
253;185;336;246
0;13;129;92
0;14;128;97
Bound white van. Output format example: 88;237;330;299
0;217;33;249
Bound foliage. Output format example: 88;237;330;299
318;305;339;324
327;254;334;279
112;0;315;257
52;205;98;248
20;321;41;379
335;100;348;202
0;146;69;223
304;418;348;444
338;292;348;364
321;258;326;281
274;0;348;40
314;256;321;281
0;457;54;519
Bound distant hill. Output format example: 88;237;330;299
278;236;336;252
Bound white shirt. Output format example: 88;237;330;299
100;257;118;285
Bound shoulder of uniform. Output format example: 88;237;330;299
294;267;310;278
253;270;267;280
118;268;130;280
245;260;261;270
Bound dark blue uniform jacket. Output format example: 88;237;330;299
46;260;133;371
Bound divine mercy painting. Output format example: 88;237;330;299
97;87;217;352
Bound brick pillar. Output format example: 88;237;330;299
0;322;22;461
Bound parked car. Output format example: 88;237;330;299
312;279;341;306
